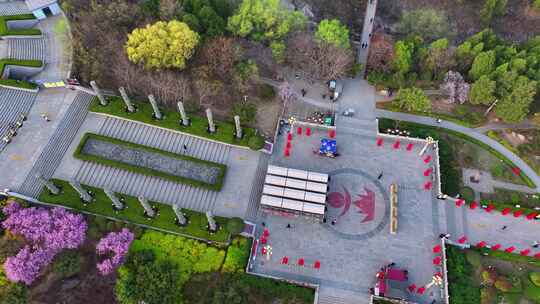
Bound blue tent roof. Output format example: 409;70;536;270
320;138;336;154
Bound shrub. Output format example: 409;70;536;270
96;228;134;276
494;276;512;292
259;84;276;100
231;102;257;125
247;134;265;150
225;218;244;236
480;287;496;304
465;250;482;267
222;237;251;272
52;250;81;278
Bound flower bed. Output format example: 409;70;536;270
89;96;265;150
38;179;230;243
74;133;226;191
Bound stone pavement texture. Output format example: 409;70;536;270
54;114;262;218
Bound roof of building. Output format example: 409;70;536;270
25;0;57;11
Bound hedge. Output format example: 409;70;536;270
74;133;227;191
89;96;265;150
0;59;42;89
0;14;41;36
38;179;230;242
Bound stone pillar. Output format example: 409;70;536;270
206;211;217;232
177;101;189;126
69;179;92;203
148;95;162;120
234;115;242;139
173;205;187;226
119;87;135;113
206;108;215;133
90;81;107;106
138;196;155;218
104;189;124;210
36;175;60;195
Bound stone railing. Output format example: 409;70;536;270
441;238;450;304
390;183;398;234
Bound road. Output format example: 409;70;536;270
375;109;540;192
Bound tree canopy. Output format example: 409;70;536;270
227;0;306;42
315;19;350;49
468;75;496;105
469;50;496;81
495;76;537;123
125;21;199;70
394;87;431;112
115;250;182;304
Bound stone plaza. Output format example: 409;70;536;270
250;121;446;304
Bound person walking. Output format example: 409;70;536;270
377;172;383;180
532;241;539;248
286;223;291;229
183;144;188;152
502;225;508;230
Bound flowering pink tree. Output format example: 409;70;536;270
1;202;87;285
96;228;134;275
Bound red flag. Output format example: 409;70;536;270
424;181;432;190
520;249;530;256
297;127;302;135
458;236;467;244
502;208;511;215
455;199;464;207
287;132;292;141
393;140;401;149
281;256;289;264
512;167;521;176
486;204;495;212
491;244;501;250
527;212;538;220
298;258;305;266
432;256;442;265
424;168;432;176
432;245;441;253
513;210;523;218
417;287;426;294
470;201;478;209
406;143;413;151
284;148;290;157
424;155;432;163
314;260;321;269
306;128;311;136
505;246;515;253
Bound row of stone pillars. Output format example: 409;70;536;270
90;81;243;139
36;175;219;231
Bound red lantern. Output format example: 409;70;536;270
458;236;467;244
287;132;292;141
505;246;515;253
376;138;383;146
455;199;464;207
501;208;511;215
297;127;302;135
406;143;413;151
424;155;432;163
393;140;400;149
476;241;486;248
423;168;432;176
491;244;501;250
298;258;305;266
513;210;523;218
520;249;530;256
432;245;441;253
470;201;478;209
527;212;538;220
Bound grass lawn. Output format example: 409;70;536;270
38;179;230;243
0;14;41;36
89;96;265;150
74;133;227;191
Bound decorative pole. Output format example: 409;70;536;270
206;108;216;133
234;115;242;139
119;87;135;113
148;94;162;120
90;81;107;106
173;205;187;226
177;101;189;126
206;211;217;232
104;188;124;210
69;179;92;203
138;196;156;218
419;136;435;156
36;174;60;195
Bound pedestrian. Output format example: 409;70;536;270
532;241;539;248
369;33;372;37
183;144;188;151
286;223;291;229
377;172;383;180
301;88;307;97
502;225;508;230
370;18;373;23
261;222;266;227
331;219;336;226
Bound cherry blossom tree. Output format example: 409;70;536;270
1;202;87;285
96;228;134;275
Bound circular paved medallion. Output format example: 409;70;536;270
324;168;390;240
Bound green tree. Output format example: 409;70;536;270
469;50;496;81
270;41;286;63
469;75;496;105
534;0;540;10
481;0;507;24
422;38;454;80
315;19;350;49
115;250;183;304
495;76;537;122
231;102;257;124
398;9;451;41
198;5;226;37
126;21;199;70
227;0;306;42
225;218;245;236
393;40;413;75
394;87;431;112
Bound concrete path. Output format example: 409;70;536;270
475;121;538;133
375;109;540;192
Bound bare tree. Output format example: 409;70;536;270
202;37;242;79
286;32;354;81
159;0;179;20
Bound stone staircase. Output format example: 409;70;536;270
16;92;93;197
317;287;370;304
8;36;46;62
336;116;379;138
0;1;29;16
0;88;37;151
73;117;232;213
244;152;270;220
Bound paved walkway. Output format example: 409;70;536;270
357;0;378;72
475;121;538;133
375;109;540;192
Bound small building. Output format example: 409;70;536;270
25;0;61;19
